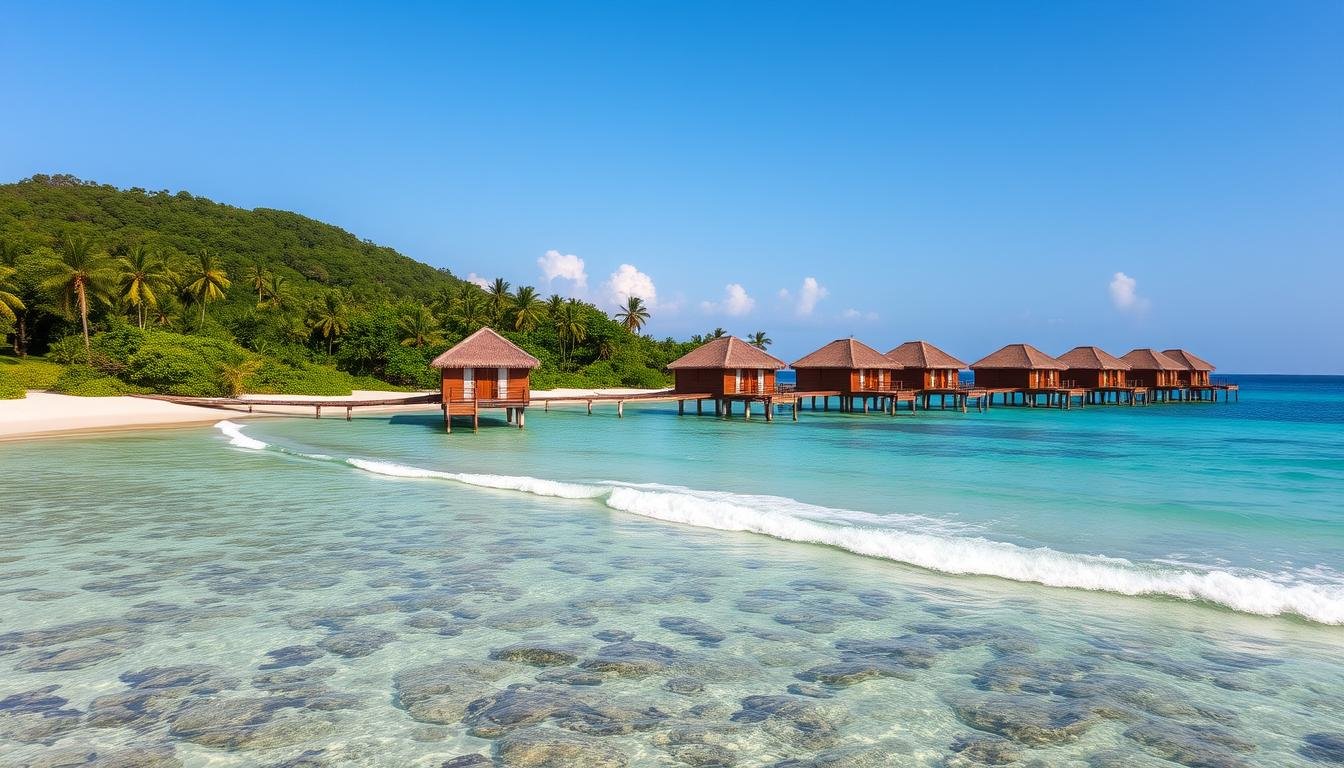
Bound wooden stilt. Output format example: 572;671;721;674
617;401;624;418
697;399;703;415
315;405;321;419
678;399;685;416
346;406;352;421
473;412;479;432
518;409;525;429
444;403;451;433
793;398;799;421
587;400;593;415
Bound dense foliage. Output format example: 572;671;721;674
0;175;699;394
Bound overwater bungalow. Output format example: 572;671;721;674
667;336;787;398
970;343;1068;390
1119;348;1184;394
792;338;901;395
884;340;967;390
431;327;539;431
1162;348;1215;387
1057;346;1131;388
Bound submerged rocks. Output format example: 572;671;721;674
665;677;705;695
316;627;397;658
462;686;578;738
730;695;846;747
17;641;126;672
393;659;513;725
495;727;628;768
490;641;584;667
121;664;238;695
1123;720;1257;768
796;660;914;687
168;696;319;750
12;745;181;768
260;645;324;669
579;641;683;679
947;693;1100;746
659;616;726;646
1301;733;1344;764
948;734;1021;766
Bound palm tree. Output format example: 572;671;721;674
708;327;728;340
615;296;651;333
185;250;231;326
452;286;489;333
260;273;290;311
399;304;446;348
556;300;588;365
512;285;544;332
217;357;263;397
243;263;269;302
40;234;115;356
545;293;567;322
309;291;350;355
0;265;25;326
748;331;772;349
118;244;168;328
150;295;183;329
487;277;513;325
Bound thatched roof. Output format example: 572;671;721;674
430;327;540;369
1162;349;1215;372
1120;348;1184;371
792;338;901;369
1057;346;1131;371
970;343;1067;370
667;336;787;370
884;340;966;369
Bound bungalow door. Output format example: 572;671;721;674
857;369;866;389
734;369;743;393
463;368;475;400
497;367;509;400
756;369;765;393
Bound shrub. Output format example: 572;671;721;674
0;357;66;391
0;369;24;399
49;365;147;396
46;335;88;364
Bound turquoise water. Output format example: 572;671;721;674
2;375;1342;766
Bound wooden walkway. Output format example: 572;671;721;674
133;393;441;420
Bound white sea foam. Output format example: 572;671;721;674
222;422;1344;625
215;420;268;450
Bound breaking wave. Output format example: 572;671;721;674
215;421;1344;625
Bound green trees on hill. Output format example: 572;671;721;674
0;174;698;395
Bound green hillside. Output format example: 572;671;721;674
0;174;696;398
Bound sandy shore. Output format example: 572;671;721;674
0;392;239;440
0;387;671;440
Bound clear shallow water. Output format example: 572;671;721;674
2;375;1343;767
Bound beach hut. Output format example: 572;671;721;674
667;336;786;397
1119;348;1184;391
884;340;967;390
430;327;540;431
1057;346;1131;389
792;338;902;395
970;343;1068;390
1162;349;1215;387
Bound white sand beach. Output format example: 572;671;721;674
0;387;671;440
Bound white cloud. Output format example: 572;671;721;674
843;308;879;322
700;283;756;316
604;263;658;308
779;277;828;316
537;250;588;295
1109;271;1149;313
465;272;491;289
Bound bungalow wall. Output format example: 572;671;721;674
973;369;1062;389
673;368;776;396
1065;369;1127;388
795;368;893;394
1182;371;1211;386
441;367;532;403
907;368;960;390
1127;369;1182;389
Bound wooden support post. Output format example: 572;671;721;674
506;407;513;424
315;405;321;419
473;412;479;432
823;397;829;411
811;396;816;410
587;400;593;415
724;399;731;417
765;399;773;422
544;400;550;412
743;401;750;420
617;401;624;418
697;399;704;415
678;399;685;416
444;403;451;433
518;409;525;429
346;406;352;421
793;398;799;421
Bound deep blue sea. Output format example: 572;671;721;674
1;375;1341;766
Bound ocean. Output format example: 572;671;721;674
2;374;1342;766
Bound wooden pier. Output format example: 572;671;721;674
132;393;442;420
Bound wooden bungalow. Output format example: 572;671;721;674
970;344;1068;390
1119;348;1184;392
667;336;786;397
430;327;540;432
884;340;967;390
792;338;901;395
1057;346;1131;389
1162;349;1215;387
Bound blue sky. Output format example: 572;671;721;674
3;2;1341;372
